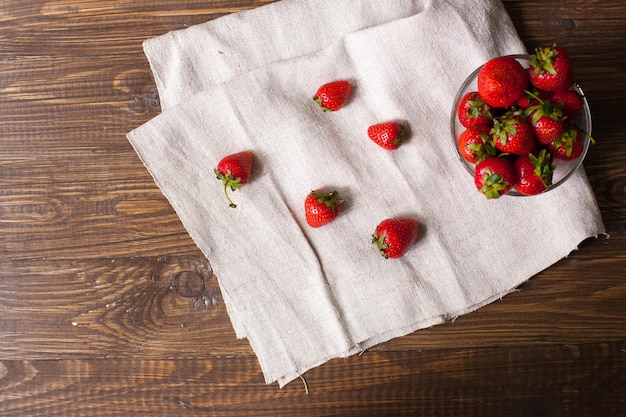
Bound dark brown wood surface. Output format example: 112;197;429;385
1;1;624;416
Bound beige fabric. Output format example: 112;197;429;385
128;0;605;387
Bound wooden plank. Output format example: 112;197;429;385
0;55;159;159
1;52;624;157
0;255;252;359
0;51;622;129
504;0;626;48
0;1;624;57
1;342;624;416
0;1;277;56
0;154;202;259
1;236;624;359
1;153;622;260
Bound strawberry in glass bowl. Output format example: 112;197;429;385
451;47;592;198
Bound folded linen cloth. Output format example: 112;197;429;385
143;0;430;111
128;0;605;387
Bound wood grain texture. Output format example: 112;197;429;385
0;237;624;361
1;0;625;416
1;343;624;417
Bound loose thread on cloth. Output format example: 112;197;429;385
299;375;309;394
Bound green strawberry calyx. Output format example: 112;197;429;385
466;96;493;120
466;133;497;163
491;112;522;146
479;170;509;199
529;149;556;187
313;95;332;112
530;46;559;76
524;93;564;125
554;125;582;158
389;122;407;147
215;169;243;208
309;190;343;213
371;230;390;259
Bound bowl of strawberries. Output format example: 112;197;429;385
451;46;592;198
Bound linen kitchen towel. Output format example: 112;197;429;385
128;0;606;387
143;0;431;111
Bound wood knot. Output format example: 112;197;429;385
114;68;161;114
561;18;576;31
171;271;206;298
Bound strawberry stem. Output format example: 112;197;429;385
372;231;389;259
215;168;242;208
224;183;237;208
524;89;544;103
582;130;596;144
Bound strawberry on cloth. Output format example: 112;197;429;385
314;80;353;112
304;190;343;228
215;151;254;208
372;218;420;259
367;120;408;150
127;0;605;388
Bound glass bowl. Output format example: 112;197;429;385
450;54;591;196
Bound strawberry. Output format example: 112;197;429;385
456;91;493;128
304;190;343;228
513;149;555;195
529;46;574;92
491;112;535;155
313;80;352;112
214;151;254;208
367;121;407;150
550;90;584;119
525;100;566;144
477;56;528;107
372;218;419;259
457;124;496;164
517;88;551;110
546;124;586;161
474;157;517;199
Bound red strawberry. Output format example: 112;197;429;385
491;112;535;155
313;80;352;112
304;190;343;228
214;151;254;208
477;56;529;107
367;121;407;150
546;125;586;161
474;157;517;199
529;46;574;92
372;218;419;259
517;88;551;110
513;149;555;195
550;90;584;119
525;100;566;144
457;125;496;164
456;91;493;128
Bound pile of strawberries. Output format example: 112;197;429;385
455;45;591;198
214;80;419;259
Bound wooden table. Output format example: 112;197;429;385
1;1;624;415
